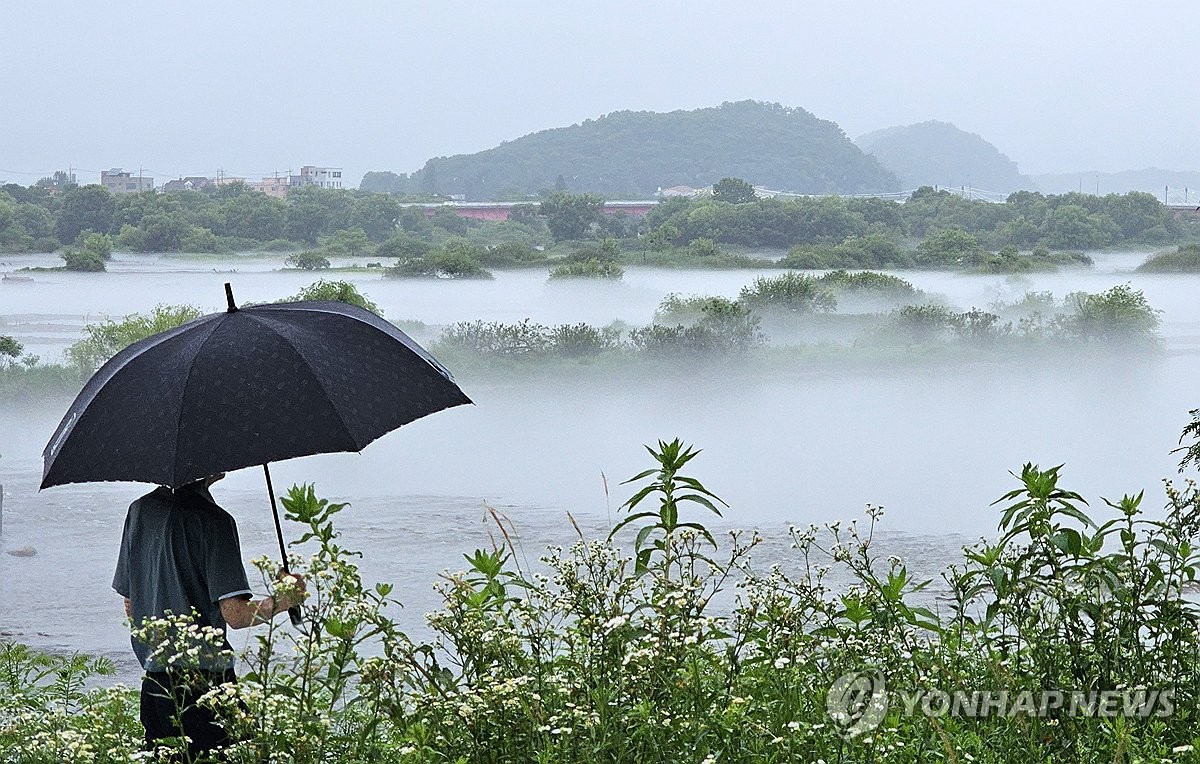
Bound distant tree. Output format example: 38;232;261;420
35;170;77;192
539;192;604;241
220;192;286;240
284;187;350;243
398;206;435;238
377;232;433;260
320;228;372;257
61;232;112;270
286;251;332;270
916;227;983;267
712;177;757;204
56;185;116;244
1041;204;1118;250
359;171;412;194
507;204;541;227
350;193;402;241
430;207;469;236
0;335;22;362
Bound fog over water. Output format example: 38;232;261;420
2;252;1198;679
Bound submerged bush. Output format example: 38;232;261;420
285;279;381;314
66;303;204;372
817;270;922;301
780;233;913;270
435;319;553;356
1061;283;1160;343
385;240;494;280
549;322;621;357
547;258;624;280
285;251;332;270
738;272;836;314
654;293;741;326
1137;242;1200;273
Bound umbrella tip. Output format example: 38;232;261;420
224;283;237;312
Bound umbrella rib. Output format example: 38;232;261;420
169;319;231;486
243;313;360;452
43;317;218;469
257;301;458;382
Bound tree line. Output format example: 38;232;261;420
0;178;1187;275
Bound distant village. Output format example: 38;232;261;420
95;166;344;197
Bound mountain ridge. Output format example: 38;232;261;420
361;101;899;199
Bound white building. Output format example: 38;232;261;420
101;168;154;194
290;166;344;190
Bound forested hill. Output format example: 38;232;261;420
856;121;1031;194
361;101;899;200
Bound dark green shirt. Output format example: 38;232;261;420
112;483;251;671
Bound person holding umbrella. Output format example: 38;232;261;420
113;470;307;757
42;284;471;756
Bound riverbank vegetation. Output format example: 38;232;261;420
1137;243;1200;273
2;174;1192;278
4;426;1200;762
0;276;1163;400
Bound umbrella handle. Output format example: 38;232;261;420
264;464;303;628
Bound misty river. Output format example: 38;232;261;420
2;251;1198;680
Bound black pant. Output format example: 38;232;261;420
141;669;236;759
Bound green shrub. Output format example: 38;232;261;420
0;335;22;361
890;303;961;343
257;238;301;252
320;227;372;257
780;233;912;270
60;232;112;271
1061;283;1160;343
481;240;544;267
1137;243;1200;273
738;272;836;314
549;323;622;357
915;227;984;268
654;293;741;326
428;244;493;279
285;251;332;270
435;319;552;355
384;240;494;279
179;226;219;253
548;258;624;280
66;304;203;372
6;426;1200;761
633;298;761;357
817;270;921;300
375;236;428;261
285;280;381;314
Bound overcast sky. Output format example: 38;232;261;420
2;1;1197;187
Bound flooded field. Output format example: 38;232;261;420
2;250;1199;680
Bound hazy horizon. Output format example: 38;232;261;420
3;1;1199;188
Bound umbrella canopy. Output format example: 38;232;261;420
42;295;471;489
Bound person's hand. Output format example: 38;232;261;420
273;572;308;611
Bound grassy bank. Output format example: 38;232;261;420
4;431;1200;762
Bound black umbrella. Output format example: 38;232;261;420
42;284;471;621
